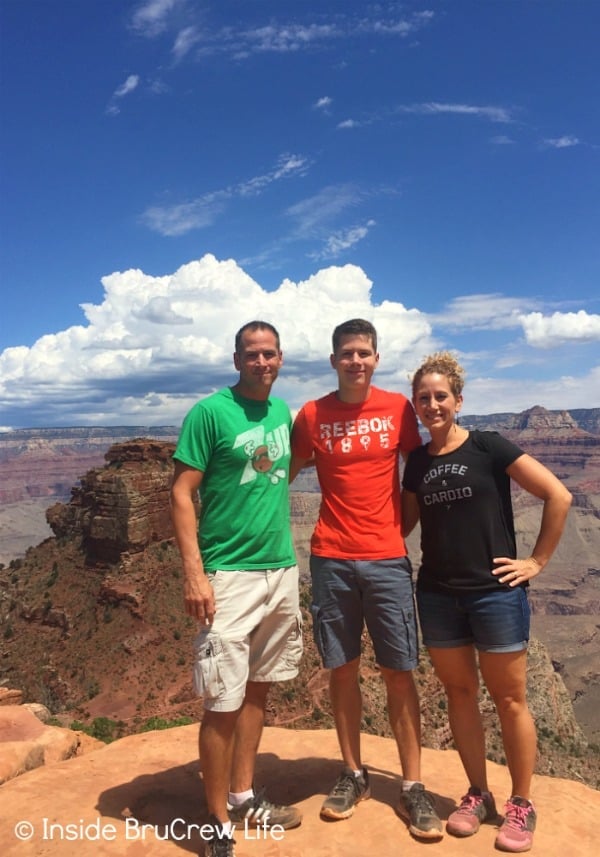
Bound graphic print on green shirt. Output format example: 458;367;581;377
174;387;296;571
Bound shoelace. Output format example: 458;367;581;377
331;773;361;797
407;788;435;814
503;802;531;829
456;793;483;814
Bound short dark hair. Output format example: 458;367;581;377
235;321;281;354
332;318;377;353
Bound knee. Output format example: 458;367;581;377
489;690;528;718
331;659;360;686
380;666;415;692
200;708;239;739
244;680;271;706
442;677;480;702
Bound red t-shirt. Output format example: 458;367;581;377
291;386;421;559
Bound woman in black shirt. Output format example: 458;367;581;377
402;352;572;853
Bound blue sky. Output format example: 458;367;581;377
1;0;599;428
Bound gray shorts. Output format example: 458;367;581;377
309;555;418;671
192;566;302;712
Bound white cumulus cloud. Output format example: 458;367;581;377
518;310;600;347
0;256;431;427
1;258;596;427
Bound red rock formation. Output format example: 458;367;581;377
46;440;177;564
1;725;599;856
0;705;81;784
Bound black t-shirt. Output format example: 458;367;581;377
402;431;524;592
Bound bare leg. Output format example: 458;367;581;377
200;709;239;824
230;680;271;793
200;681;271;823
428;645;489;790
479;650;536;799
380;666;421;781
330;657;362;769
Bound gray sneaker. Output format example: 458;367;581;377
446;786;498;837
320;767;371;820
204;816;236;857
398;783;444;840
227;787;302;829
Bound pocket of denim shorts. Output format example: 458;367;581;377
192;633;225;698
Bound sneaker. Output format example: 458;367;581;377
227;787;302;829
204;816;235;857
447;786;498;837
398;783;444;840
320;767;371;820
495;796;536;853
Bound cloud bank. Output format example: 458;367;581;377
1;256;597;428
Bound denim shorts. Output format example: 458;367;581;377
416;585;530;653
309;555;418;671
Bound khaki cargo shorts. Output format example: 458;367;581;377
192;565;302;712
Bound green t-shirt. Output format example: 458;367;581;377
173;386;296;571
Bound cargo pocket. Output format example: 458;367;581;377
284;611;303;670
310;603;328;660
192;633;225;699
401;605;418;662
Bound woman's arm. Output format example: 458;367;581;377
492;453;572;586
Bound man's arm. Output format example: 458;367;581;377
399;399;422;463
170;461;216;625
289;406;315;483
289;452;315;483
401;489;420;537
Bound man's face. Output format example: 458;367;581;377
233;328;283;400
330;333;379;395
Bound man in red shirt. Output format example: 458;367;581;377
291;318;442;840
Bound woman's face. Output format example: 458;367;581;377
413;372;463;432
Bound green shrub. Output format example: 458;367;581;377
140;716;194;732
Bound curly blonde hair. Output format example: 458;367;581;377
411;351;465;398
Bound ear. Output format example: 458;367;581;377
455;393;463;413
329;353;336;369
375;352;380;366
233;351;241;370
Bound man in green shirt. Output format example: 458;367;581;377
171;321;303;857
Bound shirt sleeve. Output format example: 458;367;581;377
399;398;422;455
402;447;422;492
291;405;314;459
173;401;214;472
474;431;524;470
